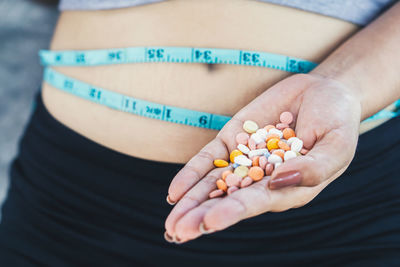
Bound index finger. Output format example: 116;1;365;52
167;116;249;203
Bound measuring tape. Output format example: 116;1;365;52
39;46;317;73
39;46;400;130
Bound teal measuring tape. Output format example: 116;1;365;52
39;46;317;73
39;46;400;130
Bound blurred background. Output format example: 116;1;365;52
0;0;59;219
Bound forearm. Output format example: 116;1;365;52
311;2;400;121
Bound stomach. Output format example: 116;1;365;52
42;0;364;163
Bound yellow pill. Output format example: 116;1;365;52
243;120;259;134
214;159;229;168
267;138;280;150
234;165;249;178
230;149;243;163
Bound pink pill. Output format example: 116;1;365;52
225;173;241;187
248;138;257;150
240;176;253;188
236;132;249;145
276;123;289;130
256;141;267;149
259;156;268;169
227;186;239;195
265;163;274;176
209;189;224;198
280;111;294;125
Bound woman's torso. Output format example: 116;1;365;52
43;0;368;163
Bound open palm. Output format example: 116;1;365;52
165;73;362;243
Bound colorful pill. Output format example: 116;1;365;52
267;138;280;150
264;125;275;132
248;138;257;150
234;165;249;178
216;179;228;192
248;166;264;181
240;176;253;188
230;149;243;163
226;173;241;187
269;128;283;139
273;150;285;160
283;128;296;140
227;186;239;195
278;140;290;151
265;163;274;176
268;154;283;164
256;128;268;139
276;123;289;130
248;148;268;158
259;156;268;169
236;132;249;145
222;170;233;181
256;141;267;149
237;144;250;154
291;138;303;153
266;133;281;143
284;150;297;161
252;156;260;166
243;120;259;134
209;189;224;198
214;159;229;167
280;111;294;125
287;137;300;146
234;155;252;166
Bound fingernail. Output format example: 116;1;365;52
174;235;184;244
199;222;215;234
164;231;174;243
269;171;302;190
166;195;176;205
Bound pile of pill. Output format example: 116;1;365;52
209;111;307;198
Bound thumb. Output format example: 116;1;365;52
268;126;358;189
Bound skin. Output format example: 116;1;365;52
165;2;400;243
44;0;374;163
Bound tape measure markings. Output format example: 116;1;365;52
44;67;231;130
39;46;317;73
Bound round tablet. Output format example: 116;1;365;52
280;111;294;125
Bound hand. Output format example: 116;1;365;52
164;73;362;243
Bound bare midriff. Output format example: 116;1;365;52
42;0;386;163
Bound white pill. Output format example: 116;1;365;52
234;155;252;166
284;150;297;161
287;137;300;146
268;128;283;139
268;154;283;164
256;128;268;140
237;144;250;154
248;149;269;158
243;120;259;134
250;133;264;144
291;139;303;153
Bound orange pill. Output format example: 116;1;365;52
266;134;280;143
230;149;243;163
248;166;265;181
267;138;280;150
273;150;285;160
264;125;275;131
222;170;233;181
252;156;260;166
216;179;228;192
278;140;290;151
283;128;296;140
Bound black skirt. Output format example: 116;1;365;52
0;92;399;267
